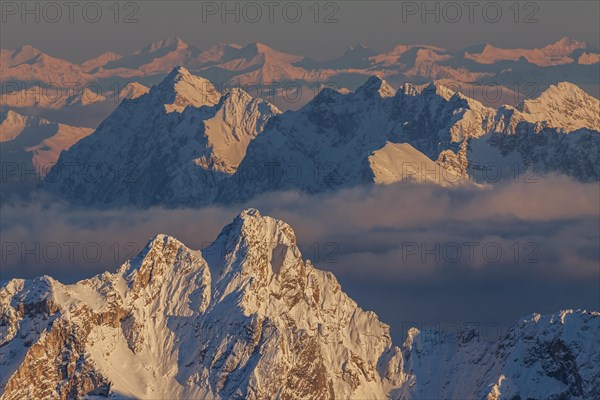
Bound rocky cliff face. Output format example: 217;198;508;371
0;209;405;399
1;210;598;399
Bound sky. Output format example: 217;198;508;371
1;1;599;62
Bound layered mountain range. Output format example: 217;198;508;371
1;36;598;120
40;67;600;207
1;210;598;399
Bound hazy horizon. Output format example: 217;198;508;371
1;1;599;62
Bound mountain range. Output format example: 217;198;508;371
1;210;598;399
1;36;598;121
40;68;600;207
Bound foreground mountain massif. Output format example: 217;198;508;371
38;67;600;207
1;210;598;399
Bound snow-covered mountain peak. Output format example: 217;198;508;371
196;42;243;63
397;82;423;97
153;66;221;112
218;87;281;117
119;81;150;100
252;41;275;53
139;233;189;257
355;75;396;98
368;142;464;186
140;35;188;54
80;51;122;71
9;45;41;62
220;87;254;104
162;65;200;83
532;81;593;101
343;43;375;57
422;81;460;101
548;36;589;51
43;69;280;205
204;209;303;303
396;81;458;102
240;41;303;64
0;110;49;142
517;81;600;131
1;211;599;399
0;109;34;134
211;208;297;257
122;233;203;292
0;211;408;399
65;87;107;106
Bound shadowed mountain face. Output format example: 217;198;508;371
1;210;598;399
39;68;600;208
41;67;280;207
0;110;93;199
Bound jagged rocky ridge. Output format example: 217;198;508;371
42;67;599;207
225;77;599;202
1;210;598;399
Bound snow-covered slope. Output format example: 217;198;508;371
402;310;600;400
43;67;280;206
0;209;406;399
368;142;464;186
223;76;598;202
220;77;496;202
1;210;598;399
516;82;600;132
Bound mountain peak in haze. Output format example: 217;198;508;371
345;43;370;53
517;81;600;131
12;44;41;57
355;75;396;98
550;36;588;49
119;81;150;100
465;37;593;66
142;35;188;54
